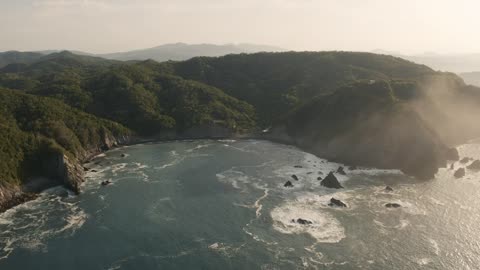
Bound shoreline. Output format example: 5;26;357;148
0;130;461;214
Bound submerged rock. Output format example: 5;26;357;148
321;172;343;189
329;198;347;207
120;153;127;158
307;172;313;175
317;177;322;181
318;171;323;175
450;163;454;170
467;160;480;170
296;218;313;225
284;181;294;188
385;186;394;192
291;175;299;181
83;167;89;171
460;157;472;164
348;165;358;170
336;166;346;175
385;203;401;208
294;165;303;168
454;168;465;178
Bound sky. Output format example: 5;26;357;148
1;0;479;54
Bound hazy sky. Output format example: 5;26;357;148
1;0;479;54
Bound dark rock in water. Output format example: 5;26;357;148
296;218;313;225
385;186;394;192
450;163;454;170
294;165;303;168
329;198;347;207
460;157;472;164
284;181;294;188
454;168;465;178
120;153;127;158
83;167;89;172
84;160;91;164
446;148;459;161
385;203;401;208
467;160;480;170
321;172;343;189
291;174;299;181
91;169;98;173
101;180;112;186
337;166;346;175
307;172;313;175
348;166;358;170
317;177;322;181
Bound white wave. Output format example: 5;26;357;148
217;139;236;143
416;257;433;266
111;163;128;174
185;143;212;153
270;203;345;243
154;156;186;170
216;169;254;190
0;194;87;261
429;238;440;255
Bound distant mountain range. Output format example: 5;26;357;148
0;43;285;67
372;50;480;87
98;43;285;62
459;72;480;87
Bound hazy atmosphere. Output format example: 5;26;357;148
3;1;480;269
1;0;480;54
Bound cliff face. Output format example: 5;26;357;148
0;184;37;213
269;81;459;180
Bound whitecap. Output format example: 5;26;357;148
270;203;345;243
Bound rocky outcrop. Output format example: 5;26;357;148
321;172;343;189
294;218;313;225
0;184;37;213
385;203;401;208
467;160;480;170
41;154;85;194
446;148;460;161
385;186;394;192
454;168;465;178
284;181;294;188
337;166;346;175
291;175;299;181
329;198;347;207
267;81;457;180
460;157;473;164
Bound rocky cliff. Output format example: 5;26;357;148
267;81;459;179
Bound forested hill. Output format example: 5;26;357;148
165;52;436;125
1;50;479;208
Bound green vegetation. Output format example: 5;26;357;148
0;87;130;185
0;50;479;188
167;52;435;125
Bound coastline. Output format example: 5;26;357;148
0;127;459;214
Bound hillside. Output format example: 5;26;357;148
270;81;454;179
0;51;44;68
166;52;435;125
2;51;480;210
0;87;131;210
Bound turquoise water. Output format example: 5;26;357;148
1;140;480;269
